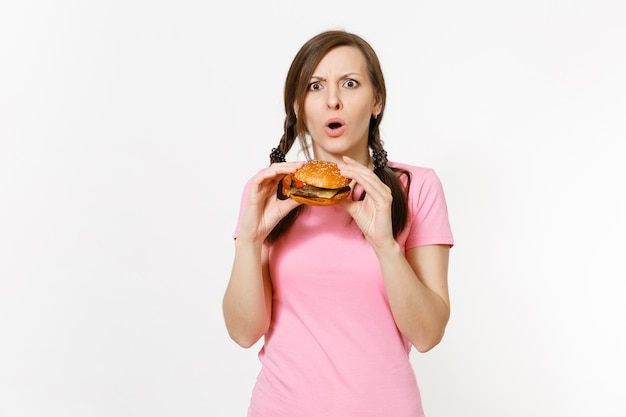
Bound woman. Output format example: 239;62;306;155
223;30;454;417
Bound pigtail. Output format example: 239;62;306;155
269;112;298;164
266;111;304;243
367;121;411;238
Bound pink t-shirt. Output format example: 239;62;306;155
234;162;454;417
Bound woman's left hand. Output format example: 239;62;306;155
337;156;395;249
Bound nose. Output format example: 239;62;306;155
326;87;342;110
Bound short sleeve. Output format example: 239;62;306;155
233;178;253;239
404;168;454;249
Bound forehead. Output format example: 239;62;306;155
313;45;367;74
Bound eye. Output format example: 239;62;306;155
308;81;323;91
343;79;359;88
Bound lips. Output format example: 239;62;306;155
324;117;346;137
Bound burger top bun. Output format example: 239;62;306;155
294;160;351;189
277;160;352;206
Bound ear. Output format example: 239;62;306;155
293;102;299;117
372;96;382;117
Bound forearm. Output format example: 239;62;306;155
375;243;450;353
222;238;272;348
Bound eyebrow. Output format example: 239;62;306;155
310;72;362;80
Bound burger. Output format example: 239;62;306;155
278;160;351;206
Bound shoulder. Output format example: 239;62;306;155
390;161;454;247
387;161;441;188
388;160;449;208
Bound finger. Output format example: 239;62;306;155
250;161;305;192
336;195;358;214
340;166;389;203
338;156;380;184
337;155;370;176
276;196;302;215
259;161;305;181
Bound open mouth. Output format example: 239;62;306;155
324;118;346;137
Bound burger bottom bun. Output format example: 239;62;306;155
290;189;351;206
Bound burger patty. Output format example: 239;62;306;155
277;178;350;200
291;184;351;199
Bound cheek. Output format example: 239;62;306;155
357;102;375;122
303;101;322;124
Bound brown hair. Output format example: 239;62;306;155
267;30;411;243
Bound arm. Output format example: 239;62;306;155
223;239;272;348
374;243;450;352
337;156;452;352
222;162;303;348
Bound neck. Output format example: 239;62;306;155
312;147;371;168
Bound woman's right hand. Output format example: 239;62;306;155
237;161;304;241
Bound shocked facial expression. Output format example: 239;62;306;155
301;45;381;163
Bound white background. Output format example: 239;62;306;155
1;0;625;416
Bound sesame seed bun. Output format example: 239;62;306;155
278;160;351;206
294;160;351;189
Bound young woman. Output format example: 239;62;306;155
223;30;454;417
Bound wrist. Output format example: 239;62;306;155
371;238;401;257
234;234;265;250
